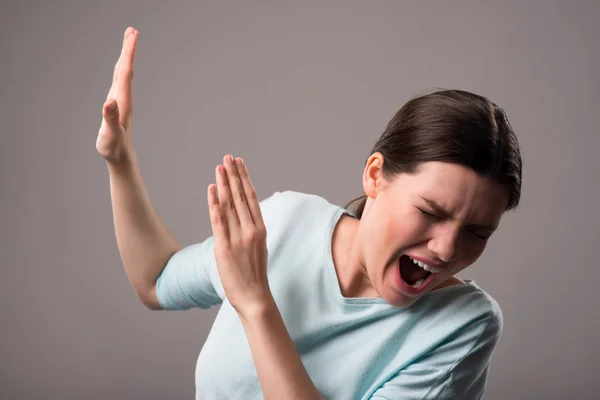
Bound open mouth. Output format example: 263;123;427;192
396;254;438;293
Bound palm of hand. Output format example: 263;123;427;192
208;155;271;312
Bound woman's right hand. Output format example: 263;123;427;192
96;27;139;166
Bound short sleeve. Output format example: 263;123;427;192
155;191;283;310
155;235;222;310
370;310;503;400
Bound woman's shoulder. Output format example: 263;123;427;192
419;279;503;328
261;190;340;215
259;190;341;232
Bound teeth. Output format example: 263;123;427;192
411;278;425;288
409;256;442;274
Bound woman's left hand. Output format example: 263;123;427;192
207;154;271;315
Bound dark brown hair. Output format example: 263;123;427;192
345;89;523;219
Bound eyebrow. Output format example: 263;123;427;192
419;196;498;231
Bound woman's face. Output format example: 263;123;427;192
358;154;509;308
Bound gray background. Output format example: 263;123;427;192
1;1;598;399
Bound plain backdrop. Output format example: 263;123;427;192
1;1;598;399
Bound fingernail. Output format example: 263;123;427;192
226;155;233;164
239;157;245;166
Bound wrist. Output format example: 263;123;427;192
234;292;277;324
106;149;137;176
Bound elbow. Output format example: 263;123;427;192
135;285;163;311
142;296;163;311
145;301;164;311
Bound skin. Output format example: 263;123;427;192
100;27;510;397
210;154;324;399
208;152;509;397
331;152;510;308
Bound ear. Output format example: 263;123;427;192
362;152;385;199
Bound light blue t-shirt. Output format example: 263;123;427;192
156;190;503;399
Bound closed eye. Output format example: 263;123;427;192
471;231;491;240
418;208;440;219
419;207;492;239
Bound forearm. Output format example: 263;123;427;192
238;296;324;400
106;151;181;304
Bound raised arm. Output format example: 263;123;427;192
97;27;179;309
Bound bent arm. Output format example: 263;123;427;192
107;153;181;309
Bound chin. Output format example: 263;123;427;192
387;292;420;309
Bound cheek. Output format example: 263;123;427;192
365;203;429;265
394;214;430;245
364;218;401;269
384;214;426;244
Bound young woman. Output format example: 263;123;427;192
98;28;522;399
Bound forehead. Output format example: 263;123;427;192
397;161;508;223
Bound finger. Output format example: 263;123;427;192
207;183;229;243
223;154;254;230
117;28;138;113
98;99;122;159
235;157;266;231
216;163;241;238
107;27;133;101
102;98;121;132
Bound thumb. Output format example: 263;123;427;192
102;98;121;130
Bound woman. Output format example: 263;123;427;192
98;28;522;399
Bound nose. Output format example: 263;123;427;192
428;228;459;265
